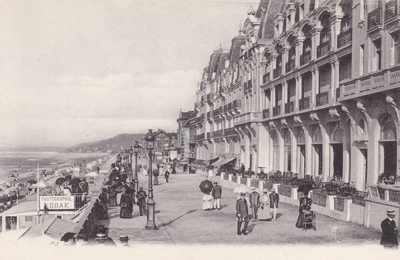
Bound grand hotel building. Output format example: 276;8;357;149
185;0;400;192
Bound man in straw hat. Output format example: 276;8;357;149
380;210;399;248
236;192;249;235
269;187;279;220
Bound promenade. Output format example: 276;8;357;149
102;164;383;247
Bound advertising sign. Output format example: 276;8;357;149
40;196;75;211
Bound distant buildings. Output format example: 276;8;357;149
178;0;400;191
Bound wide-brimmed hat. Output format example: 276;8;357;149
213;181;218;184
387;210;396;216
263;189;269;193
119;235;129;242
251;187;256;190
95;233;107;240
271;188;276;192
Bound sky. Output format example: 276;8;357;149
0;0;258;147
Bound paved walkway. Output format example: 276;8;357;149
101;167;383;247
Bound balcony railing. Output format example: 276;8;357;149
273;67;282;79
224;127;237;137
285;60;295;73
300;51;312;66
285;101;294;113
368;7;382;29
263;72;270;84
232;99;241;110
317;40;330;58
196;133;205;140
262;108;270;119
213;129;223;138
206;111;212;119
299;96;310;110
234;112;259;125
273;106;281;117
316;91;330;106
385;0;398;21
337;28;352;48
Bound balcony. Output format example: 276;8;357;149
339;64;400;101
262;108;270;119
263;72;270;84
224;127;237;137
317;40;330;58
196;133;205;141
213;108;220;117
206;132;211;139
207;93;214;103
368;7;382;30
385;0;398;22
285;60;295;73
232;99;241;110
213;129;224;138
299;97;310;110
300;50;312;66
273;67;282;79
316;91;330;106
285;101;294;114
337;28;352;49
234;112;260;125
273;106;281;117
195;114;204;124
206;111;212;119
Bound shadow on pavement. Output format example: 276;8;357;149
247;223;256;233
161;209;197;227
276;213;283;219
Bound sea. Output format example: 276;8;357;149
0;151;111;181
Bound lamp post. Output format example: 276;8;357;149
133;140;140;192
144;129;157;230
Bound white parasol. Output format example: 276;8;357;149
233;185;251;194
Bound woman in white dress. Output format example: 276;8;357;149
258;189;271;220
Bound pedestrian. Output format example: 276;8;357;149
136;187;147;216
295;191;312;228
202;191;213;210
120;188;133;218
380;210;399;249
236;192;249;235
259;189;270;221
165;170;170;183
108;187;118;207
269;187;279;220
212;181;222;210
207;166;213;178
98;188;109;220
153;169;159;185
249;187;260;221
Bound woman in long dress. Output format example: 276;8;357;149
259;189;271;220
202;192;213;210
295;191;312;228
120;189;133;218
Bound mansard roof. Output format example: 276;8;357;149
255;0;270;18
207;50;223;81
228;36;246;68
258;0;284;40
216;53;229;75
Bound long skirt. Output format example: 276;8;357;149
154;176;159;185
295;213;304;228
202;194;213;210
109;195;117;207
259;206;271;220
120;207;132;218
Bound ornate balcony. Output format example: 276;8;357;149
368;7;382;30
273;67;282;79
299;97;310;110
300;51;311;66
273;106;281;117
316;91;330;106
234;112;259;125
337;28;352;49
196;133;205;141
385;0;398;22
224;127;237;137
317;40;330;58
213;129;223;138
263;72;270;84
285;101;294;113
285;60;295;73
262;108;270;119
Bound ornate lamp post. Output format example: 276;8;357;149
144;129;157;230
133;140;140;192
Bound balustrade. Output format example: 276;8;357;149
285;101;294;113
385;0;397;21
316;91;330;106
368;7;382;29
300;51;311;66
312;191;327;207
285;60;295;73
299;97;310;110
317;40;330;58
273;67;282;79
262;108;270;119
337;28;352;48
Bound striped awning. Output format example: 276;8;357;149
212;156;238;168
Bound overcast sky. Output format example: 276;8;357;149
0;0;257;147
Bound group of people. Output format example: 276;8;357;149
235;187;279;235
201;181;222;210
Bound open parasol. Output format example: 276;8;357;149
55;177;64;186
233;185;251;194
199;179;213;194
27;180;37;184
69;178;81;186
298;184;314;194
64;175;72;182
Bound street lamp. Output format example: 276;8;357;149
144;129;157;230
133;140;140;192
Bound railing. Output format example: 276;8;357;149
213;129;223;138
300;51;312;66
206;132;211;139
273;106;281;117
351;191;368;206
386;0;398;21
224;127;237;137
232;175;238;183
368;7;382;29
285;60;295;73
337;28;352;48
285;101;294;114
206;111;212;119
279;185;292;197
312;191;327;207
263;72;270;84
262;108;270;119
234;112;259;125
233;99;241;110
388;189;400;203
196;133;205;140
213;108;220;117
299;96;310;110
334;197;345;212
316;91;330;106
273;67;282;79
317;40;330;58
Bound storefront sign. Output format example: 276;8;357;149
39;196;75;211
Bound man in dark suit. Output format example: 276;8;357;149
249;187;260;221
212;181;222;210
236;193;249;235
269;188;279;220
381;210;399;248
136;187;147;216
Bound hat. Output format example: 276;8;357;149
387;210;396;215
251;187;256;190
119;235;129;242
213;181;218;184
95;233;107;240
263;189;269;193
271;188;276;192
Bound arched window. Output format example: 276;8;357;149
381;121;397;140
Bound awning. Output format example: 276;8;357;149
212;157;238;168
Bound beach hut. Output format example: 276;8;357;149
85;172;98;185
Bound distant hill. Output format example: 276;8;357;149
66;133;145;153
